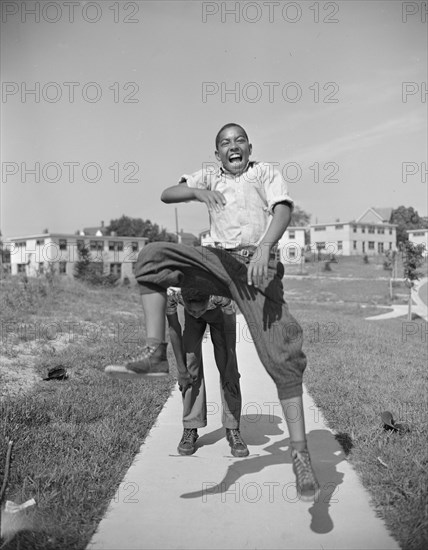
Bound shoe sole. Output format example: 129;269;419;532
177;446;197;456
297;487;320;503
104;366;169;379
227;437;250;458
230;448;250;458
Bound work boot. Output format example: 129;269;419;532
105;343;169;379
177;428;199;456
291;448;320;502
226;428;249;457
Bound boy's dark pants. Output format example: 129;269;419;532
135;242;307;400
181;307;241;429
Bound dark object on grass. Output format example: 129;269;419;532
43;366;68;381
334;432;353;455
381;411;410;434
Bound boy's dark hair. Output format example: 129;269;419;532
215;123;249;149
181;287;210;304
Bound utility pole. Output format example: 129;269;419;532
175;208;180;243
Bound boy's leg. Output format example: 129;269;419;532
205;308;249;457
182;312;208;429
141;292;167;343
105;289;169;378
178;312;208;455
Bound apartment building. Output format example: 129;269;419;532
310;207;397;256
9;231;148;280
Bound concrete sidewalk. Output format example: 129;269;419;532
88;317;399;550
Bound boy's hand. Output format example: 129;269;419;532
194;189;226;213
247;246;270;287
177;371;195;396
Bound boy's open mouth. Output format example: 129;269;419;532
229;153;242;164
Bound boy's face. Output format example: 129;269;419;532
215;126;252;176
184;299;209;318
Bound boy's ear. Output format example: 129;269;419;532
215;149;221;162
249;143;253;155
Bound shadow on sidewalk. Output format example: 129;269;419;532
181;414;345;534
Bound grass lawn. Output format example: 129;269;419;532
1;262;427;549
0;276;176;550
287;296;427;550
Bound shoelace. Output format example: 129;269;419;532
182;429;196;443
292;450;316;485
228;430;245;447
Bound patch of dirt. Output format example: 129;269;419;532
0;355;39;398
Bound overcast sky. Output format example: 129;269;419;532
1;0;427;239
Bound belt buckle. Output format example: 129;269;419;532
240;248;250;258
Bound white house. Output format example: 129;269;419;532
407;228;428;255
9;231;148;280
310;207;397;256
277;227;306;264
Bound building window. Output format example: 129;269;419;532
361;227;366;233
389;242;392;249
353;241;357;250
288;231;295;239
90;240;104;251
16;242;26;248
368;226;375;234
59;261;67;274
38;262;44;274
337;241;343;250
316;242;326;249
59;239;67;250
108;241;124;251
352;226;357;233
36;239;45;246
77;239;85;250
335;224;343;230
288;247;296;259
110;263;122;277
389;229;392;235
90;262;103;274
131;241;138;252
17;263;26;273
368;241;375;250
377;228;384;234
378;242;384;253
314;226;326;232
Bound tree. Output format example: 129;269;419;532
390;206;428;245
291;206;311;227
106;216;177;242
400;241;426;320
74;245;91;280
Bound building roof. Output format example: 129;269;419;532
356;207;393;224
81;226;109;236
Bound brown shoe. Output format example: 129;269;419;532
291;448;320;502
226;428;249;457
177;428;199;456
105;343;169;379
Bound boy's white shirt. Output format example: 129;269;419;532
180;161;294;249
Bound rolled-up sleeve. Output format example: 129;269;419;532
179;169;207;189
262;163;294;214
